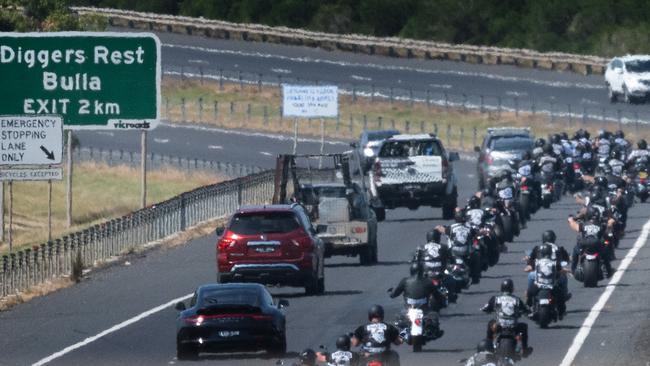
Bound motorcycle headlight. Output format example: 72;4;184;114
363;147;374;157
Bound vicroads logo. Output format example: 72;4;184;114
111;120;151;129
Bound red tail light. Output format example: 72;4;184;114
367;361;384;366
573;162;580;170
431;278;440;286
414;319;422;326
604;240;610;246
351;226;367;234
218;237;237;251
641;178;647;184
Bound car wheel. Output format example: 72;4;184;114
317;277;325;294
442;188;458;220
305;275;320;295
371;235;379;264
267;334;287;357
216;272;227;284
177;342;198;360
608;85;617;103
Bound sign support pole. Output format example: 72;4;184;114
292;118;298;154
0;181;4;242
48;178;52;242
319;118;325;168
8;181;12;252
141;130;147;208
66;130;73;228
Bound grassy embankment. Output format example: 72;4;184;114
161;78;650;149
0;163;221;254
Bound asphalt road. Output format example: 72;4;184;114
149;30;650;122
1;152;650;366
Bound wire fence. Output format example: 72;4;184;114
73;147;263;178
0;170;274;298
163;65;650;129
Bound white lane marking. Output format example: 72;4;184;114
467;174;475;178
208;145;223;150
351;74;372;81
429;83;452;89
97;132;114;137
188;59;209;65
160;121;349;146
154;138;169;144
580;98;600;105
259;151;273;156
506;91;527;97
559;218;650;366
164;43;605;90
32;293;193;366
271;67;292;74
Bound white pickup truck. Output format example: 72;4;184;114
368;134;459;221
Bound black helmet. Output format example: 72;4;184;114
610;148;622;160
409;261;422;277
586;206;601;222
598;129;608;139
584;130;591;140
336;335;351;351
426;230;442;243
542;230;556;243
501;279;514;294
595;175;608;188
543;143;553;154
535;138;546;148
368;304;384;321
522;150;532;160
468;195;481;209
551;134;561;144
560;132;569;140
638;139;647;150
477;339;494;353
539;244;553;258
299;348;317;365
454;208;465;223
615;129;624;139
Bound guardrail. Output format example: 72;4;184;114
73;6;608;75
0;170;274;298
73;146;263;178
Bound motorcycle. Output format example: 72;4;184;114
569;160;585;193
492;324;523;362
573;242;603;288
634;169;649;203
517;176;537;219
494;199;519;243
394;304;443;352
446;257;471;292
531;288;558;329
539;174;554;209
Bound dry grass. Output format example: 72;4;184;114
0;277;74;311
0;161;223;254
162;78;650;150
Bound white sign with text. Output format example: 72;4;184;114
0;116;63;165
282;85;338;118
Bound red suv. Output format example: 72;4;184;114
217;204;325;295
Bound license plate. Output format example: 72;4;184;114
219;330;240;337
542;188;551;194
404;184;420;190
539;299;550;305
255;246;276;253
585;254;597;260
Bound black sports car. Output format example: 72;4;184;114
175;283;289;359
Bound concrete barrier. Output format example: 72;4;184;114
74;7;609;75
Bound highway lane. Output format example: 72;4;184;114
74;123;349;170
2;159;650;366
146;30;650;121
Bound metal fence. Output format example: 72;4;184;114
73;147;263;178
0;170;274;298
163;65;650;128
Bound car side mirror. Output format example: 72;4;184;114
215;227;224;237
449;152;460;162
474;146;481;153
175;301;186;311
316;224;328;234
278;299;290;309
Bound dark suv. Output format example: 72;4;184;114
475;127;534;189
216;204;325;295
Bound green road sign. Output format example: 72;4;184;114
0;32;160;130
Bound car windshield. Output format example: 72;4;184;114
314;186;347;198
379;140;442;157
200;288;261;307
489;137;533;151
229;212;301;235
366;130;398;142
625;60;650;73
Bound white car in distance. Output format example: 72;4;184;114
605;55;650;104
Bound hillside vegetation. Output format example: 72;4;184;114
68;0;650;57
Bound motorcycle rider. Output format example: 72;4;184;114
293;348;317;366
526;230;571;304
595;130;612;162
481;279;532;357
608;147;626;178
532;138;546;159
421;230;457;302
626;139;650;168
464;339;514;366
352;305;401;365
526;244;567;319
613;130;630;158
567;207;614;278
435;209;481;283
495;169;525;228
317;335;361;366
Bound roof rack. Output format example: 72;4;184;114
486;127;531;136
